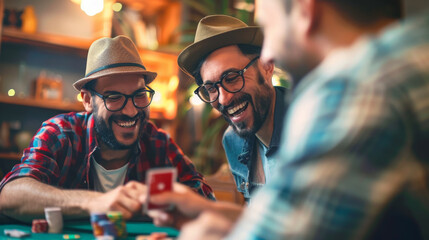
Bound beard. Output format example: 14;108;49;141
219;72;272;138
92;102;148;150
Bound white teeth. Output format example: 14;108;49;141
117;120;136;127
227;102;247;115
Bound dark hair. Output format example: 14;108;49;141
282;0;403;26
192;44;262;85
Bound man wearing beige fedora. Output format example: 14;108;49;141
0;35;214;222
146;14;289;229
181;15;289;203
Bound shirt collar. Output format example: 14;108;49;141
267;86;289;155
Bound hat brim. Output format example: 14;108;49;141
73;66;157;91
178;26;263;79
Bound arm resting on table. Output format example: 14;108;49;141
0;177;101;223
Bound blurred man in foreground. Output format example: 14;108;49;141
150;0;429;239
0;35;214;223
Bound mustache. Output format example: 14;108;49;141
109;111;146;122
218;93;252;115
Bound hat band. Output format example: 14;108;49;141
85;62;147;77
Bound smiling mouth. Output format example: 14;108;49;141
227;101;249;117
114;119;137;128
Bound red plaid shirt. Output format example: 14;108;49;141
0;112;214;200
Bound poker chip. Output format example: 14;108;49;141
99;220;117;237
63;234;81;239
91;213;109;236
44;207;63;233
150;232;168;239
136;232;170;240
32;219;49;233
91;211;127;239
107;211;127;238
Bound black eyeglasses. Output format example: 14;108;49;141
90;86;155;112
194;56;259;103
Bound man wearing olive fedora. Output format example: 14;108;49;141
0;35;214;222
182;15;289;203
146;14;290;230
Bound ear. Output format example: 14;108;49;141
81;90;93;113
259;60;274;83
296;0;320;37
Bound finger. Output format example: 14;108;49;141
173;182;190;193
125;181;148;193
147;210;173;226
109;201;134;219
113;187;143;214
124;181;148;200
150;191;181;205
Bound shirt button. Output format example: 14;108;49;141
240;182;247;191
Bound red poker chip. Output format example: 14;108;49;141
32;219;49;233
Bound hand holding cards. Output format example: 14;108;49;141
144;167;177;213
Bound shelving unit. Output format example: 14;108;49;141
0;96;85;166
0;152;21;161
2;27;92;57
0;95;84;112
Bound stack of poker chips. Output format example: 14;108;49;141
90;211;127;239
107;211;127;239
91;213;109;237
31;219;49;233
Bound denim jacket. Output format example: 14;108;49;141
222;87;289;202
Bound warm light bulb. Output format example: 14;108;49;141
152;92;162;103
112;2;122;12
165;100;177;119
8;89;16;97
81;0;104;16
189;95;204;106
77;93;83;102
168;76;179;91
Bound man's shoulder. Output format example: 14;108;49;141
42;112;89;129
142;121;170;141
222;126;246;150
222;126;238;141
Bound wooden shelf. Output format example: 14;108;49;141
1;27;93;57
0;152;21;161
0;95;84;112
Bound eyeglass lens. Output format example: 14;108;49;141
197;56;259;103
105;91;153;111
199;72;244;102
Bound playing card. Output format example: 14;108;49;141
144;167;177;213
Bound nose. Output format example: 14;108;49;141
217;86;234;106
121;97;138;117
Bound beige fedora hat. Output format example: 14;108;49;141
73;35;157;91
178;15;263;79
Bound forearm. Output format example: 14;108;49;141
209;200;243;222
0;177;101;222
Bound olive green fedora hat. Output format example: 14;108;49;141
178;15;263;79
73;35;157;91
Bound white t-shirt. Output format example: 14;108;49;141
91;156;129;192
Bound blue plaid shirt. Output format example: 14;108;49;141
228;12;429;239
